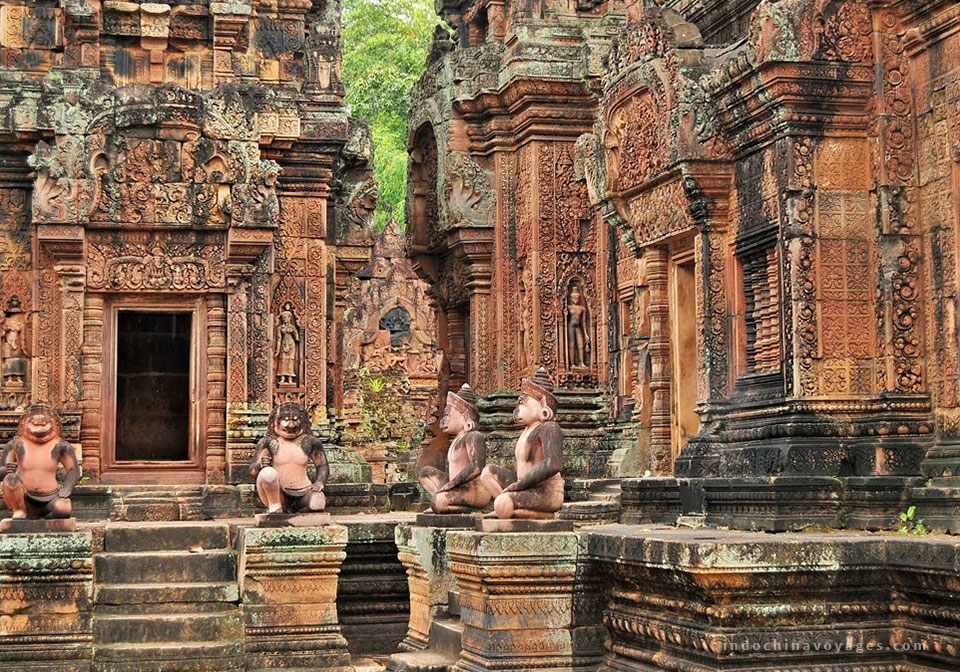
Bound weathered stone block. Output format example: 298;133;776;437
395;522;462;651
586;527;960;672
447;530;580;672
0;531;94;671
239;525;351;672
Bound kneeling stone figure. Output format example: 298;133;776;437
2;404;79;520
250;402;328;513
419;383;491;514
480;367;564;519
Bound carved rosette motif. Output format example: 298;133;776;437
877;8;914;185
537;144;559;372
891;245;923;393
786;138;818;396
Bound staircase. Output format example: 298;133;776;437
93;522;244;672
388;588;464;672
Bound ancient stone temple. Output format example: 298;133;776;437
0;0;386;491
2;0;960;670
408;0;960;528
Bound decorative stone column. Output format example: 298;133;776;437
0;531;94;671
447;530;580;672
239;525;351;672
395;522;462;651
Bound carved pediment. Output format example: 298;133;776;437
29;85;283;229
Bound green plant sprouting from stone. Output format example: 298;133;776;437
357;367;426;452
897;506;929;536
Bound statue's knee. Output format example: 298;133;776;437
51;498;72;518
494;493;514;519
2;472;20;489
257;466;279;485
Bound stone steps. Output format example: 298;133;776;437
93;641;245;672
94;610;244;644
387;590;463;672
93;522;243;672
95;549;236;583
96;581;240;607
428;617;463;660
105;522;232;552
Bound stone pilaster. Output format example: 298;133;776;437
0;531;94;671
239;525;351;672
448;530;580;672
395;523;461;652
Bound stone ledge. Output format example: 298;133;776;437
585;525;960;672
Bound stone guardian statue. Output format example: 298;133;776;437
1;404;79;523
480;368;564;518
419;383;491;513
250;402;328;513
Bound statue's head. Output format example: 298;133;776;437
440;383;479;436
570;286;582;305
514;367;558;425
269;402;311;440
18;403;62;442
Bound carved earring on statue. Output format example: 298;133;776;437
464;419;476;432
539;407;552;421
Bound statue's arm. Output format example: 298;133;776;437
1;439;18;474
514;423;562;491
309;438;329;492
439;433;486;492
249;438;270;477
0;439;15;466
56;441;81;498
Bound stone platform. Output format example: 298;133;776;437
240;525;352;671
0;483;391;523
447;528;603;672
620;475;933;531
585;524;960;672
0;515;414;672
0;530;94;671
0;517;77;532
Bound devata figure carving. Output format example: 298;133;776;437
1;405;79;519
419;384;491;513
566;284;590;368
2;297;27;388
275;303;300;387
480;368;564;518
250;402;328;513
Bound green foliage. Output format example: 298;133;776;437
357;367;426;451
341;0;438;230
897;505;929;536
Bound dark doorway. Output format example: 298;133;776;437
115;311;191;461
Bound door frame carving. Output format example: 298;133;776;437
99;294;207;484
